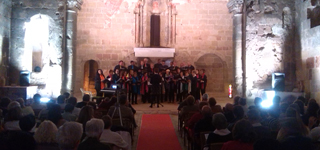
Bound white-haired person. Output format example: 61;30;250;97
202;93;209;101
3;101;22;130
78;118;111;150
100;115;128;149
56;122;83;150
34;120;59;149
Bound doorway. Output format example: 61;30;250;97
83;60;98;94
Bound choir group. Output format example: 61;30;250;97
95;58;207;107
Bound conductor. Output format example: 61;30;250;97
150;68;162;108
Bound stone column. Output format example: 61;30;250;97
134;5;140;46
167;2;172;46
227;0;245;97
139;0;144;47
63;0;83;94
172;4;177;45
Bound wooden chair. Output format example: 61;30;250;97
182;111;198;149
210;143;224;150
200;131;212;150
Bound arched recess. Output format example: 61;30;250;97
195;53;228;96
83;60;99;93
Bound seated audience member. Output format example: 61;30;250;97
248;97;262;110
221;119;256;150
57;95;67;110
19;114;36;134
177;95;193;111
108;94;137;128
4;101;22;130
62;104;77;121
179;96;199;119
48;104;66;128
16;98;35;116
34;120;59;149
302;101;319;127
0;97;11;116
100;115;128;149
88;101;97;110
263;108;280;132
56;122;83;150
30;94;45;110
67;97;81;117
239;98;248;114
63;92;70;100
294;100;305;116
187;101;209;130
76;94;90;108
98;97;110;109
278;102;289;121
206;113;232;145
253;138;280;150
0;130;36;150
309;109;320;141
194;106;215;135
77;105;94;133
227;106;244;131
38;101;54;121
277;117;309;142
223;103;234;123
202;93;209;101
286;106;300;118
78;119;111;150
280;136;316;150
100;96;117;110
247;109;271;140
209;97;222;114
233;96;240;106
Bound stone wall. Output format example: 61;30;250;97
0;0;11;86
295;0;320;100
245;0;296;98
75;0;233;97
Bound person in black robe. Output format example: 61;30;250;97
154;59;162;69
160;60;168;72
150;68;162;108
112;69;120;84
127;60;138;72
191;70;199;100
199;69;207;96
114;60;127;72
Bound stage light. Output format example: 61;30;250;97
261;90;275;108
40;97;50;103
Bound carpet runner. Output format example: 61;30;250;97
136;114;183;150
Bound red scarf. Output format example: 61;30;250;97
141;76;148;94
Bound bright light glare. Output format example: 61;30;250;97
40;97;50;103
261;90;275;108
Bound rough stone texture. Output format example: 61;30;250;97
75;0;233;97
296;0;320;101
245;0;296;98
0;0;11;86
9;0;65;97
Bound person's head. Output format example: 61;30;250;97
77;106;94;125
286;107;299;118
101;115;113;129
56;122;83;149
130;60;134;65
202;93;209;101
277;118;309;142
208;97;217;107
166;69;170;74
239;98;246;106
143;58;148;63
0;97;11;108
254;97;262;107
212;113;228;130
232;119;256;143
233;96;240;105
195;69;199;74
180;71;184;76
150;63;154;68
186;96;195;106
253;138;280;150
201;105;212;118
85;118;104;139
198;101;209;110
63;92;70;99
297;96;307;105
247;109;260;123
0;130;36;150
64;104;74;113
97;69;103;75
199;69;205;74
67;97;77;106
33;94;41;104
82;94;90;102
6;101;21;121
143;72;148;76
154;68;159;73
57;95;66;104
109;69;113;75
119;94;127;105
223;103;234;112
16;98;25;108
115;69;119;74
119;60;123;66
233;105;245;119
19;114;35;132
161;60;165;65
34;120;58;144
192;70;196;76
294;100;305;115
48;104;62;126
306;101;319;116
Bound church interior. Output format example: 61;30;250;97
1;0;320;150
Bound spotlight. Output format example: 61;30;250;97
261;90;275;108
40;97;50;103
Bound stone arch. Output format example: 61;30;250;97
195;53;228;95
83;60;99;93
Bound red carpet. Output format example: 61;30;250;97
137;114;183;150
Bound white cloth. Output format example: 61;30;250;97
4;120;21;130
213;128;231;136
100;129;128;149
309;126;320;141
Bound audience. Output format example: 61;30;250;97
302;101;319;127
16;98;35;116
57;95;67;110
78;118;111;150
194;106;215;135
30;94;45;110
0;130;36;150
202;93;209;101
76;94;90;108
179;96;199;119
34;120;59;149
187;101;209;130
309;109;320;141
233;96;240;106
228;105;244;131
100;115;128;149
247;109;271;140
67;97;81;117
56;122;83;150
209;97;222;114
77;105;94;133
0;97;11;116
223;103;234;123
206;113;232;145
19;114;36;134
47;104;65;128
62;104;77;121
4;101;22;130
38;101;54;122
239;98;248;114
